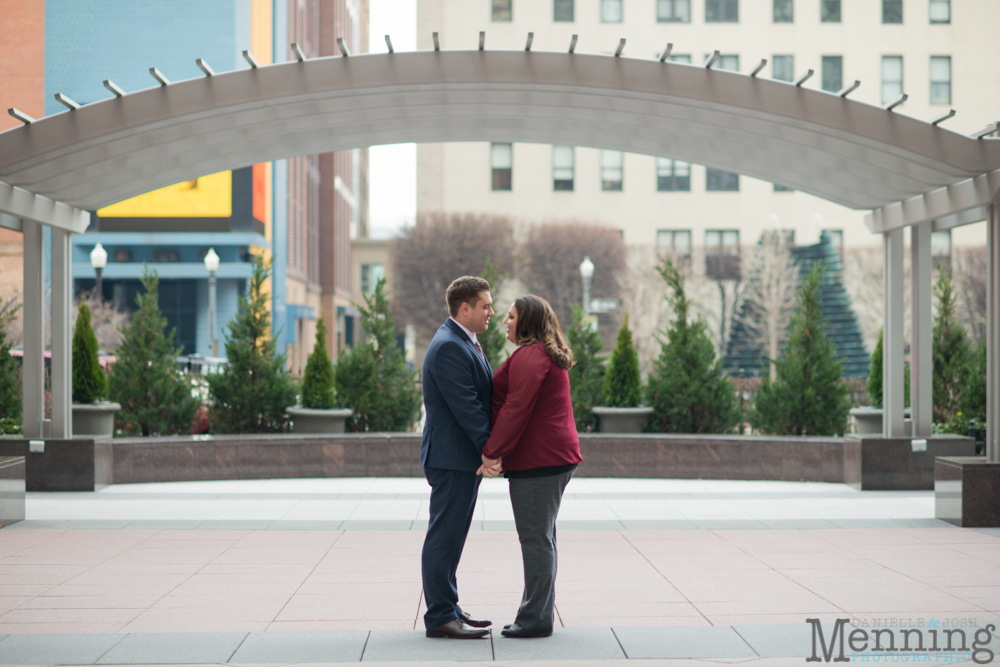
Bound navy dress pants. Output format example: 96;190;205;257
421;466;482;629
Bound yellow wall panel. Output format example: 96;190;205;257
98;171;232;218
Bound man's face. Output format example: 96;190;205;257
461;290;494;334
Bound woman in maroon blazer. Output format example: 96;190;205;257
479;294;583;638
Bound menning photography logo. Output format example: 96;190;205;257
805;618;996;664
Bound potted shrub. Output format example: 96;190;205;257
286;316;352;433
592;313;652;433
72;303;120;436
850;328;911;435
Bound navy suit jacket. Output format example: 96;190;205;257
420;319;494;472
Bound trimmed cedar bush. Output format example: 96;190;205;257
567;305;605;432
335;277;421;432
865;327;909;409
301;316;336;409
958;341;986;423
207;257;296;433
477;258;508;371
602;312;641;407
109;270;199;436
72;303;107;404
932;266;970;423
646;258;740;433
0;296;21;425
751;262;850;435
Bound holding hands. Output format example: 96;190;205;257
477;455;502;478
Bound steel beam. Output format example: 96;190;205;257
21;220;44;439
883;228;906;437
0;181;90;234
51;229;73;438
988;204;1000;463
910;221;933;437
866;169;1000;233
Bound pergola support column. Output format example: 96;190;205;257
883;228;906;437
988;203;1000;464
21;220;45;439
51;229;73;439
910;221;933;437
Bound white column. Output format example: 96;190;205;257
883;228;906;437
51;229;73;439
21;220;45;439
910;221;933;437
987;204;999;463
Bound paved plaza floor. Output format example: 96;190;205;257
1;477;999;665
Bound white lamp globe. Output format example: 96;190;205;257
579;256;594;279
90;243;108;269
203;247;220;273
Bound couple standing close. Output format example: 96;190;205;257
420;276;583;639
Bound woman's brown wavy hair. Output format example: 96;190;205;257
511;295;575;370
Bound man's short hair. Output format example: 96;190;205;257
446;276;491;317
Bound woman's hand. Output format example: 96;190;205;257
476;455;503;478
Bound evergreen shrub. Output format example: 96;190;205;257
567;305;605;432
602;312;641;407
865;327;909;409
932;266;970;423
72;303;107;404
300;317;336;409
0;295;21;424
477;258;508;370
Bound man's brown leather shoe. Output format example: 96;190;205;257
425;619;490;639
459;611;492;628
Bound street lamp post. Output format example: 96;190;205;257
579;255;594;315
204;248;220;357
89;243;107;299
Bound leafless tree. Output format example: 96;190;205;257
517;223;626;340
619;245;676;376
41;290;130;353
734;238;798;379
953;245;987;342
389;212;515;344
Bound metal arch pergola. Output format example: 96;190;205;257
1;38;999;460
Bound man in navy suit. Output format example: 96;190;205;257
421;276;496;639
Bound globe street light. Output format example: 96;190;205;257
204;248;220;357
89;243;107;298
579;256;594;315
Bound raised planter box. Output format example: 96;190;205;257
592;407;654;433
72;402;121;437
850;407;912;436
935;457;1000;527
285;407;353;434
0;438;112;491
844;434;975;490
0;457;25;527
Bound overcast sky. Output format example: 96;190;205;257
367;0;417;238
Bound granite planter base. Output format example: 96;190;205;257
0;438;112;491
285;407;353;434
72;402;121;437
0;457;25;527
592;407;654;434
844;434;976;490
935;457;1000;527
850;407;912;436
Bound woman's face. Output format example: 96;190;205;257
503;302;518;344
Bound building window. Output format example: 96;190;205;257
706;0;738;22
601;0;622;22
883;0;902;23
153;249;180;263
881;56;903;104
491;143;512;191
712;54;739;72
360;263;385;294
656;158;690;191
705;230;741;281
774;183;793;192
667;54;692;64
774;0;793;22
931;230;952;268
821;55;843;92
772;55;794;82
929;0;950;24
554;0;574;21
762;229;795;245
600;150;623;191
930;56;951;105
113;249;131;262
658;0;690;22
553;145;574;191
492;0;512;21
657;230;692;272
821;0;841;22
707;168;739;192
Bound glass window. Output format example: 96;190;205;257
491;143;512;191
931;229;952;268
658;0;691;22
360;263;385;294
667;54;692;64
821;0;841;22
881;56;903;105
657;230;692;272
772;55;794;82
930;56;951;105
706;168;739;192
492;0;512;21
774;0;793;22
553;146;574;191
705;0;738;22
821;55;843;92
762;229;795;245
601;0;622;22
554;0;574;21
883;0;902;23
774;183;793;192
705;230;741;281
824;229;844;257
717;54;739;71
656;158;691;192
929;0;950;24
601;150;623;191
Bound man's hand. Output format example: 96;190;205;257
476;455;502;478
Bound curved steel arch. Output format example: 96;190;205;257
2;49;1000;214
